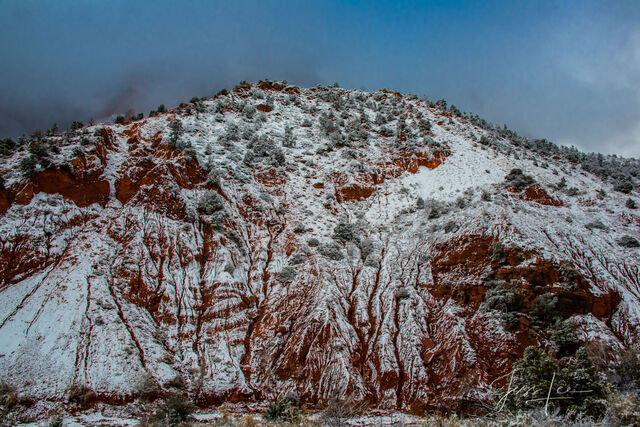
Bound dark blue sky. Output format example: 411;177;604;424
1;0;639;156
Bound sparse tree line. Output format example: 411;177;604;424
1;81;638;199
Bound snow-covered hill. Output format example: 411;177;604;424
0;81;638;416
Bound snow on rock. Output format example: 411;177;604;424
0;81;639;418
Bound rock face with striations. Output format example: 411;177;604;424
0;81;638;413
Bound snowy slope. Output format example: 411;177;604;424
0;81;638;415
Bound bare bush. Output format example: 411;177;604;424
321;396;362;426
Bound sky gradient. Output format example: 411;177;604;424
1;0;639;156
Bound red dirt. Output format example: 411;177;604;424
336;182;376;202
257;80;285;91
333;149;450;202
418;232;623;410
254;168;286;188
519;185;563;206
10;166;110;209
387;150;446;175
115;156;208;219
428;234;620;320
0;188;10;214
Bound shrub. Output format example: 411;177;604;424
604;391;640;426
586;220;608;231
19;155;37;177
164;375;186;390
0;384;17;415
242;150;255;166
321;396;360;426
264;397;300;423
418;118;431;133
333;222;360;244
318;242;345;261
46;122;58;136
558;262;580;287
484;281;520;312
618;235;640;248
246;135;285;166
289;253;306;265
0;380;15;396
557;177;567;190
374;112;386;125
277;266;296;283
67;384;97;408
135;374;160;401
47;416;64;427
319;114;338;135
31;129;43;140
566;187;580;196
550;319;581;353
198;191;224;214
455;196;469;209
157;104;166;113
612;348;640;391
531;293;559;323
626;198;637;209
307;238;319;247
497;346;608;419
449;104;462;116
183;145;197;162
155;394;194;426
114;115;125;124
283;126;296;148
271;148;285;166
360;239;374;260
484;281;521;331
72;146;85;158
397;287;411;300
242;104;255;119
443;220;458;233
218;123;240;145
555;348;608;418
329;130;347;147
425;199;449;219
479;135;493;146
206;168;222;187
504;168;535;191
379;126;393;137
166;119;183;149
0;137;16;156
29;141;48;159
491;242;507;263
69;121;84;131
614;178;633;194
